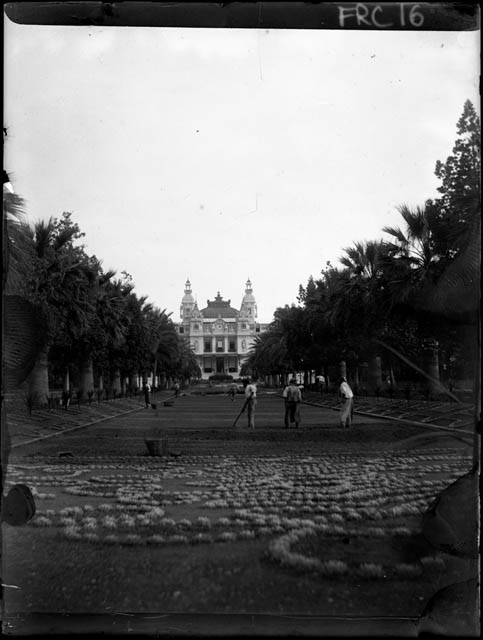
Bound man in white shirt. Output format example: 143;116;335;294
339;377;354;428
244;378;257;429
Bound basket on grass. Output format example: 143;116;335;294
164;400;174;407
144;437;169;457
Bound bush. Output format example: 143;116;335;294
208;373;234;382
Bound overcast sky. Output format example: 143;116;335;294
5;19;479;322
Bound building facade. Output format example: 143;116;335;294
176;279;268;379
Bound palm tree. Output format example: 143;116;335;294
145;307;176;388
338;239;390;389
111;291;157;393
70;265;121;394
340;239;385;280
382;203;445;391
244;325;291;383
2;191;42;390
382;203;445;306
24;216;96;401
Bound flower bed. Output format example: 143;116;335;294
7;449;471;569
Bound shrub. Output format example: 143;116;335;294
319;560;349;576
357;563;385;579
208;373;234;382
394;563;422;578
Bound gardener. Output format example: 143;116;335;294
283;378;302;428
228;382;238;402
244;378;257;429
174;381;180;398
339;377;354;428
316;373;325;395
143;381;152;408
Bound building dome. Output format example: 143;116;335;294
182;279;195;304
182;291;195;304
200;292;239;319
242;292;256;303
240;279;257;319
180;278;196;320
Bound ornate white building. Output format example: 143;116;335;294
177;279;268;379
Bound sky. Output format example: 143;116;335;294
4;18;480;323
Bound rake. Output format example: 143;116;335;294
230;396;250;428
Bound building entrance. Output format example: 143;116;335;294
216;357;225;373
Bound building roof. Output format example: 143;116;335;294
200;292;239;318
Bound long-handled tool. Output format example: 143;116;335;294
231;396;250;428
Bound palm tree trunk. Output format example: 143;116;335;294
152;358;158;390
28;345;50;402
80;358;94;393
98;373;104;393
354;367;360;389
62;366;70;393
389;365;396;387
112;368;121;394
368;356;382;393
423;340;440;394
339;360;347;380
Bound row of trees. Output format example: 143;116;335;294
244;101;480;396
4;205;201;404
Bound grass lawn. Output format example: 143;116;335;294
2;392;476;634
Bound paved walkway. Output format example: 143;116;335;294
4;394;164;449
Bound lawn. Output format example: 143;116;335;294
2;392;476;634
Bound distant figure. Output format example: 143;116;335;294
386;375;394;400
316;374;325;395
228;382;238;402
174;381;180;398
283;378;302;428
244;378;257;429
143;381;152;408
339;377;353;428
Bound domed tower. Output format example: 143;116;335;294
239;278;257;319
180;278;195;320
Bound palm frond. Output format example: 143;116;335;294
416;215;480;319
33;218;55;258
3;192;27;221
382;226;407;244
